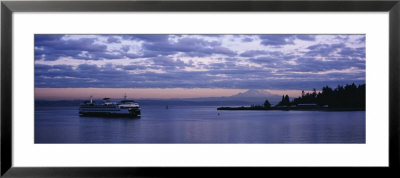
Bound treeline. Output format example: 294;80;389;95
274;83;365;108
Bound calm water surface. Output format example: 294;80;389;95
35;105;365;143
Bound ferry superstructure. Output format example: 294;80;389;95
79;95;141;117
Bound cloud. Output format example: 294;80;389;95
35;61;364;90
297;56;362;69
35;35;110;60
295;35;316;41
150;56;187;70
142;37;236;57
107;36;121;43
249;56;279;64
240;50;282;57
121;34;169;43
258;34;316;47
34;34;365;90
306;43;345;57
242;37;253;42
338;47;365;58
120;64;147;70
258;35;296;46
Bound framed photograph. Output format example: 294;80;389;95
2;0;399;177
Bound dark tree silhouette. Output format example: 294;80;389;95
290;83;365;108
277;94;291;106
264;99;271;108
284;95;290;105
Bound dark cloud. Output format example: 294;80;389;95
150;56;187;70
258;35;296;46
121;34;169;43
35;35;109;60
295;35;316;41
200;35;222;38
35;61;364;90
306;43;345;57
120;64;147;70
305;43;365;62
142;37;236;57
34;34;365;90
339;47;365;58
358;36;366;43
77;64;98;71
288;57;365;73
240;50;269;57
250;56;278;64
120;45;130;52
258;35;316;47
242;37;253;42
240;50;282;57
107;37;121;43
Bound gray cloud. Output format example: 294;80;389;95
35;34;366;90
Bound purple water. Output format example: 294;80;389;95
35;105;365;143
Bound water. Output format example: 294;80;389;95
35;105;365;143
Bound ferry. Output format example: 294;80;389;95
79;95;141;117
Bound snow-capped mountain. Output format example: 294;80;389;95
231;89;273;98
230;89;281;104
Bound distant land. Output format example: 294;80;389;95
218;83;366;111
35;89;283;107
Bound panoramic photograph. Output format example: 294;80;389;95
34;34;366;143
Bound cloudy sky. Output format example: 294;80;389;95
34;34;365;99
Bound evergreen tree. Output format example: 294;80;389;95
264;99;271;108
278;95;290;106
288;83;365;108
284;95;290;105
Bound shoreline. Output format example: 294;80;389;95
217;106;365;111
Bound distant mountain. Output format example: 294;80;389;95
231;89;272;97
229;89;281;104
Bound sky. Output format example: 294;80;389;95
34;34;365;100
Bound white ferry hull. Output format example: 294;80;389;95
79;108;141;117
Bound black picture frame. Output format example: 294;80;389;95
1;0;399;177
